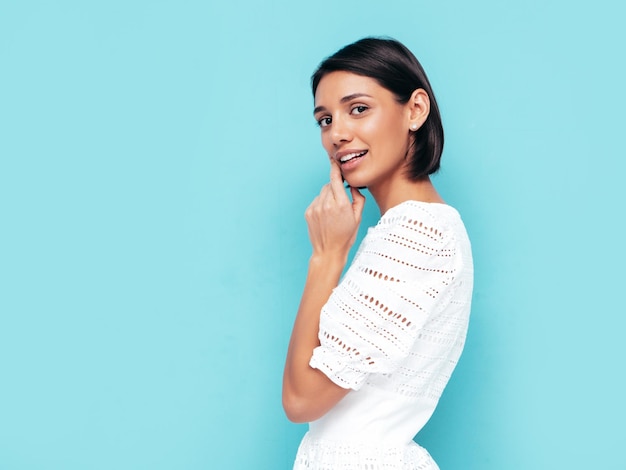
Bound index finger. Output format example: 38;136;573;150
329;158;348;202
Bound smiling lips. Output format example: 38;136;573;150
337;150;368;165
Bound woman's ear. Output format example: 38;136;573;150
408;89;430;132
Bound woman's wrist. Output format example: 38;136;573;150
309;251;347;272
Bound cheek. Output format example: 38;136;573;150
364;115;407;150
384;113;407;136
321;133;334;155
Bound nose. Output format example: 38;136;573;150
330;115;353;147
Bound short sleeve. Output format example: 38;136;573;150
309;204;464;390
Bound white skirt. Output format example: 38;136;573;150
293;432;440;470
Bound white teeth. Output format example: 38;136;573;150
340;151;366;163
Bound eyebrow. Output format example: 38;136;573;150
313;93;373;115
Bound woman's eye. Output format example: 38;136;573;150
317;116;332;128
351;105;368;115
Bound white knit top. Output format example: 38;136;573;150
294;201;474;470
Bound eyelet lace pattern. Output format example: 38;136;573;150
298;201;474;470
294;434;438;470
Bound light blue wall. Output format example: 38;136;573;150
1;1;624;468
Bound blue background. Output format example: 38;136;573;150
1;1;625;468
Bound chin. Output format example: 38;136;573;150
344;176;367;189
346;182;368;191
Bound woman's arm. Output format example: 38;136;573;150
282;160;365;423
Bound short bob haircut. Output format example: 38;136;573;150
311;37;444;179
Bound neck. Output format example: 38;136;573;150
369;176;444;215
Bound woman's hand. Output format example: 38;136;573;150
282;159;366;423
304;159;366;261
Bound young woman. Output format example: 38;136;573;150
283;37;474;469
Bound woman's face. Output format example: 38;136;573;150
313;71;413;191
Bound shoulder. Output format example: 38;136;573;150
363;201;471;273
378;200;465;238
